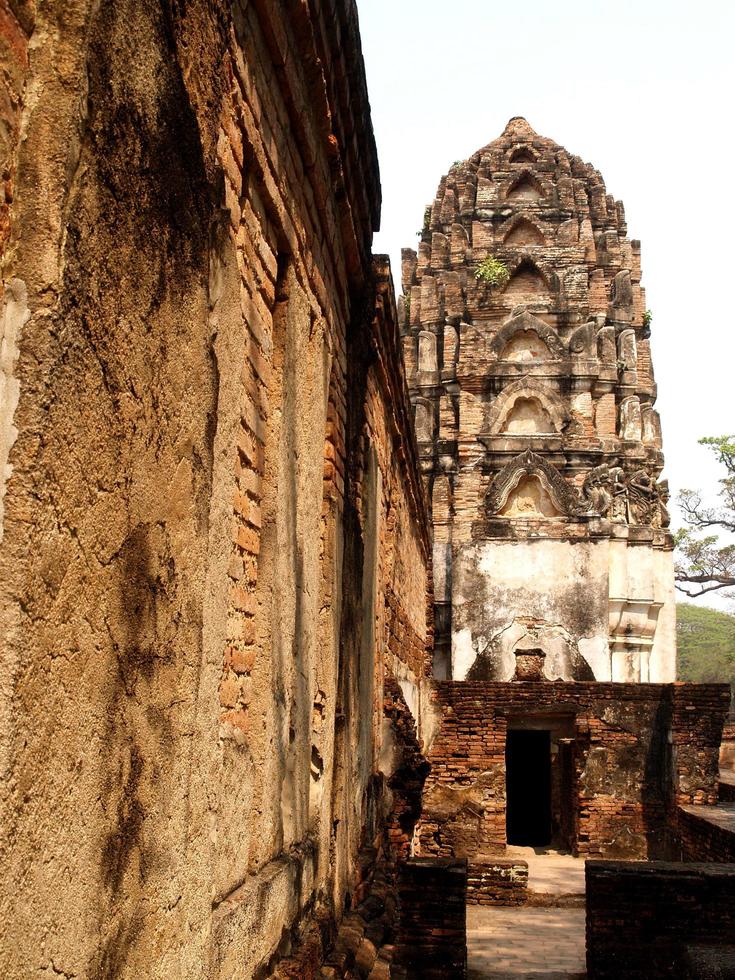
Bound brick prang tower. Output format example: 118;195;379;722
401;117;676;684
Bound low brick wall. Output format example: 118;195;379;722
720;721;735;771
467;858;528;906
677;804;735;862
394;858;467;979
719;772;735;803
586;860;735;978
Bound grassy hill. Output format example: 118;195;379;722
677;602;735;687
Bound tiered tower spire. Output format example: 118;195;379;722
401;118;675;683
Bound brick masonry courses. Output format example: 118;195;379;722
394;858;468;980
467;858;529;906
586;860;735;979
418;681;730;860
677;803;735;862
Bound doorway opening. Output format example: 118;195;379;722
506;729;551;846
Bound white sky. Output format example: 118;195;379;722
358;0;735;609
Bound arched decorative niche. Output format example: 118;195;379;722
503;259;552;302
486;378;568;436
499;330;553;363
505;172;544;202
501;396;554;435
509;146;537;165
491;309;565;361
502;216;545;246
485;449;579;517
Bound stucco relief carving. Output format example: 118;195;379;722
579;464;614;518
486;449;581;517
487;454;671;527
627;467;658;525
485;378;568;435
569;319;597;356
578;463;670;527
491;308;565;360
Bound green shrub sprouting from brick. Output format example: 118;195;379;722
643;309;653;328
475;256;510;289
417;206;432;237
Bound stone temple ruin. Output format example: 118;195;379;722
402;116;675;687
400;118;732;915
0;4;733;979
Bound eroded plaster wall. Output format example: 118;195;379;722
453;533;676;683
452;538;609;681
0;3;433;977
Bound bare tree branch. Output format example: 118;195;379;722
675;436;735;597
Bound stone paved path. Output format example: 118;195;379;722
467;849;587;977
506;847;586;897
467;906;587;978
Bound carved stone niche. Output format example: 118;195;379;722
618;328;637;373
513;647;546;682
491;308;565;362
417;330;438;385
485;448;581;518
609;269;634;322
484;378;568;436
414;400;434;443
442;320;459;381
619;395;642;442
597;325;616;365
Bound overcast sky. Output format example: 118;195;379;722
358;0;735;609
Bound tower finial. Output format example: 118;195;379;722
502;116;537;139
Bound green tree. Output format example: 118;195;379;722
675;436;735;598
677;602;735;686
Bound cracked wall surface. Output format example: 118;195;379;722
0;2;433;977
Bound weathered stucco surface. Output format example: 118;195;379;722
452;538;608;681
0;2;433;977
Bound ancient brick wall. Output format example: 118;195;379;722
0;3;30;278
467;858;528;906
720;719;735;770
0;2;432;977
271;681;432;979
677;805;735;862
419;681;729;860
586;860;735;979
394;858;468;980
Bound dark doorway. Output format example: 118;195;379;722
506;729;551;846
